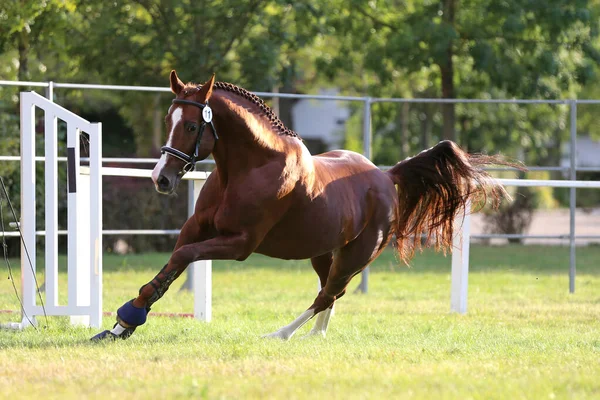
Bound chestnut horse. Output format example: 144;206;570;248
92;71;509;341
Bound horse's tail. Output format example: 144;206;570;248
386;140;518;264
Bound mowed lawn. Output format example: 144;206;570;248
1;245;599;399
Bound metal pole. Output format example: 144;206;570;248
363;97;372;158
569;101;577;293
356;98;372;294
179;180;196;292
46;81;54;102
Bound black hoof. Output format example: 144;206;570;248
90;329;117;341
90;322;137;341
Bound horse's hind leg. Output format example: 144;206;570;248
306;253;335;338
261;253;330;340
265;219;392;341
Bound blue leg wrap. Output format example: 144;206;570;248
117;299;148;327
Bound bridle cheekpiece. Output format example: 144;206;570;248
160;98;219;173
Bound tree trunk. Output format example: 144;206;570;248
460;115;470;151
440;0;456;142
397;102;410;159
278;84;296;132
18;28;30;83
152;94;163;155
420;107;431;150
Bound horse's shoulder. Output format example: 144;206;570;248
196;171;223;205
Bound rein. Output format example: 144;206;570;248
160;98;219;173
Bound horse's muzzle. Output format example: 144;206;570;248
155;173;180;194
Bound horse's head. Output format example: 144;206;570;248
152;70;218;194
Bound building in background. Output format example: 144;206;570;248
291;89;350;154
561;135;600;171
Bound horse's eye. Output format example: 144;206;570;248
187;124;197;132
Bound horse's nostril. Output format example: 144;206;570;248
157;175;170;188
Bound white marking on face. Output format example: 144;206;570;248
152;107;183;183
170;107;183;137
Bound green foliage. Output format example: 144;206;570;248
314;0;599;170
0;104;21;255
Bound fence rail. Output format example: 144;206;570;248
2;79;600;295
451;177;600;314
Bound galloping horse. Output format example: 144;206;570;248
92;71;510;341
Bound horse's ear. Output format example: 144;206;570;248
197;74;216;101
170;70;184;95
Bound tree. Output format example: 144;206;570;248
0;1;80;83
64;0;324;155
316;0;600;155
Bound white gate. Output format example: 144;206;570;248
19;91;102;328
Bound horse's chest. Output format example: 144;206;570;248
211;184;286;232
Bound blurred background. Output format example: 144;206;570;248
1;0;600;255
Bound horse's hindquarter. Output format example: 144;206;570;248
256;150;397;259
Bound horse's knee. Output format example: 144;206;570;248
169;245;195;266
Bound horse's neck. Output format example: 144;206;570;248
210;95;289;184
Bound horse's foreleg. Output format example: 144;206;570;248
91;216;206;341
131;232;255;307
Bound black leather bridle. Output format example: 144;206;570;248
160;98;219;173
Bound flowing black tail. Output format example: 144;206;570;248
386;140;521;264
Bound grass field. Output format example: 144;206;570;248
1;245;599;399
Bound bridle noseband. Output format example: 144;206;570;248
160;98;219;173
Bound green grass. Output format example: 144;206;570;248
1;245;600;399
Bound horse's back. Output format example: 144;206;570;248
311;149;391;190
312;149;371;167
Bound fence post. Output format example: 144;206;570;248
19;92;37;328
44;106;59;311
569;101;577;293
356;98;372;294
183;179;212;321
450;201;472;314
89;122;103;328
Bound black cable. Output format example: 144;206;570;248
0;188;38;330
0;176;48;328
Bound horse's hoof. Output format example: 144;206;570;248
300;330;327;340
90;323;137;341
90;329;117;341
261;331;291;341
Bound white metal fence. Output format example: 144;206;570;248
1;79;600;296
18;91;102;328
8;91;213;328
451;178;600;314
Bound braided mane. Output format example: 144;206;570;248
187;81;299;138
